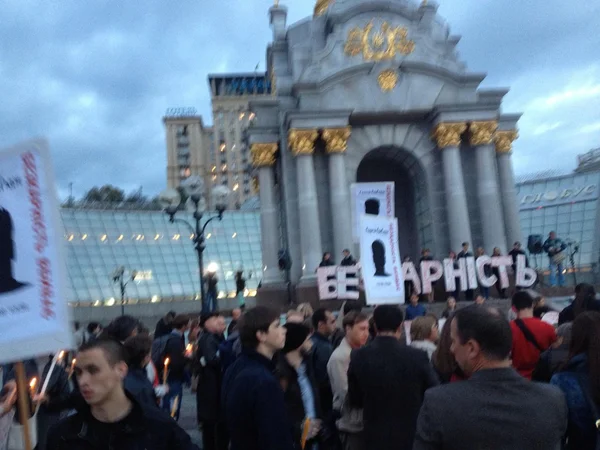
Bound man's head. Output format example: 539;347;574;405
462;242;469;251
87;322;102;336
450;306;512;376
373;305;404;337
410;294;419;306
172;314;191;332
75;339;129;406
343;311;370;348
201;313;223;334
123;335;152;369
166;311;177;322
549;231;556;239
231;308;242;321
342;249;351;259
312;308;336;337
421;248;430;257
239;307;286;356
513;241;521;250
512;291;534;311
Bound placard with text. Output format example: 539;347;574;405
351;182;395;242
359;214;404;305
0;139;73;363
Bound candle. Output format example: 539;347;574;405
29;378;38;398
185;344;193;357
68;358;77;380
163;358;170;384
39;352;63;396
170;395;179;418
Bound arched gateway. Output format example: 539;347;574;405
247;0;523;305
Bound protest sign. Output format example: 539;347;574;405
359;214;404;305
351;182;394;242
0;139;73;364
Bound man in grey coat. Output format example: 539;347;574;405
413;305;567;450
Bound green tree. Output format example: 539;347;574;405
83;185;125;203
125;187;147;204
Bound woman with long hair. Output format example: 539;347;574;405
551;312;600;449
431;315;466;384
559;283;600;325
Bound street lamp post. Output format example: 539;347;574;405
160;176;229;313
112;266;137;316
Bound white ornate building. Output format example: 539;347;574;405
248;0;522;303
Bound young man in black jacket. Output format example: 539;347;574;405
161;315;191;421
45;339;198;450
222;306;294;450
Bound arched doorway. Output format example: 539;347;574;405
356;146;432;262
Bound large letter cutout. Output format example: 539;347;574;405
443;258;468;292
491;256;513;289
515;255;537;288
337;266;360;300
402;262;421;294
475;256;497;288
420;261;443;295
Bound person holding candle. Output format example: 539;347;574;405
160;315;192;421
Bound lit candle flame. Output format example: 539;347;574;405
29;377;38;396
162;357;170;385
164;357;170;367
58;350;65;360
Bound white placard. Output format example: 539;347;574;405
359;214;404;305
0;139;73;364
352;182;395;242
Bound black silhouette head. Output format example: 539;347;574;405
0;207;28;294
372;240;389;277
365;198;380;215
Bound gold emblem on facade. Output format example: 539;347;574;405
378;70;398;92
344;21;415;61
250;143;278;167
314;0;331;16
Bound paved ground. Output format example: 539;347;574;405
178;388;203;447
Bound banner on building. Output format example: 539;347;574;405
352;182;395;242
0;139;73;363
359;214;404;305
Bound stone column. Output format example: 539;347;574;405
323;127;353;259
432;123;473;252
288;129;322;279
494;131;521;247
470;121;507;253
250;143;283;284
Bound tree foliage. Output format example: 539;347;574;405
83;185;125;203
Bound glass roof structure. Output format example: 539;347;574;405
62;208;262;307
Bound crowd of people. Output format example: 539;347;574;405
0;282;598;449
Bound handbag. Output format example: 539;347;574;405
7;413;37;450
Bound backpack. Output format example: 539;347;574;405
151;334;174;369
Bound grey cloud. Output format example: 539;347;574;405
0;0;597;199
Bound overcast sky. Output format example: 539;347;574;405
1;0;598;199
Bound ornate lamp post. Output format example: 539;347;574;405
159;176;230;313
112;266;137;316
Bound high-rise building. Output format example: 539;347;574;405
164;74;272;209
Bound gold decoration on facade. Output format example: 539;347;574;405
494;130;519;154
431;123;467;148
344;21;415;61
322;127;352;153
378;70;398;92
469;121;499;146
250;143;278;167
251;176;259;194
288;129;319;156
314;0;330;16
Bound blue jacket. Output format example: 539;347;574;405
551;354;598;450
543;237;567;258
222;349;294;450
405;304;427;321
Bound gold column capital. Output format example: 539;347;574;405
431;123;467;148
322;127;351;154
250;143;278;167
288;129;319;156
469;121;498;146
494;130;519;154
314;0;330;16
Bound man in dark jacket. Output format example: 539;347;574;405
161;315;191;421
457;242;474;300
46;339;198;450
413;305;567;450
196;313;227;450
222;306;294;450
310;308;335;415
347;305;438;450
154;311;176;338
